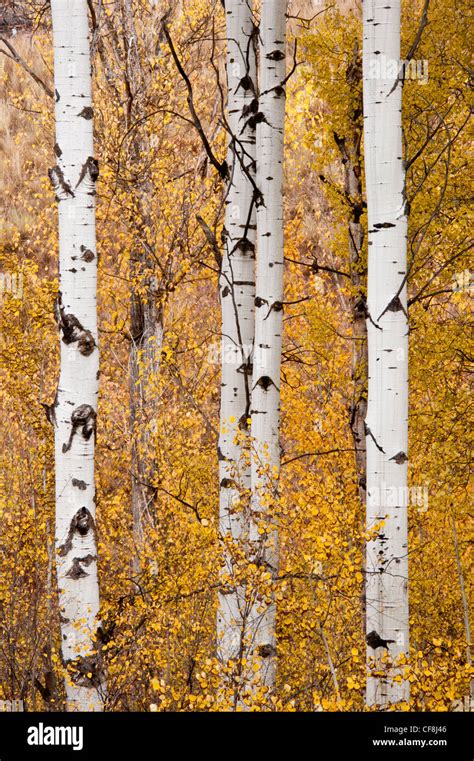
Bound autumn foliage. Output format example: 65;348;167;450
0;0;472;711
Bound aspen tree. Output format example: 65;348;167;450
217;0;258;689
249;0;287;691
121;0;165;560
50;0;105;711
363;0;410;706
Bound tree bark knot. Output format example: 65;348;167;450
66;554;96;580
48;164;74;201
72;478;88;490
55;293;96;356
266;50;285;61
254;376;278;392
243;111;267;133
76;156;99;193
62;405;96;453
389;451;408;464
237;74;256;94
366;630;395;650
78;106;94;120
78;245;95;262
235;237;255;256
241;97;258;121
58;507;96;558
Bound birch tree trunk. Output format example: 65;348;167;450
50;0;105;711
121;0;164;563
217;0;257;695
335;45;367;520
334;44;367;638
363;0;410;707
248;0;287;692
130;268;163;557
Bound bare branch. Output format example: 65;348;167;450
0;35;53;98
163;24;228;180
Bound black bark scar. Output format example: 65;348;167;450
62;405;96;453
48;164;74;201
66;554;96;580
364;423;386;454
254;376;278;392
58;507;96;557
75;156;99;189
78;106;94;119
55;292;96;356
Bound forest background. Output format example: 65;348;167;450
0;0;472;712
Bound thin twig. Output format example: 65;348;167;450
0;36;53;98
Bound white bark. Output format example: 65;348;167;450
50;0;104;711
363;0;409;706
249;0;287;691
217;0;257;684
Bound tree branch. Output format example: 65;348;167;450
162;25;228;180
0;35;53;99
